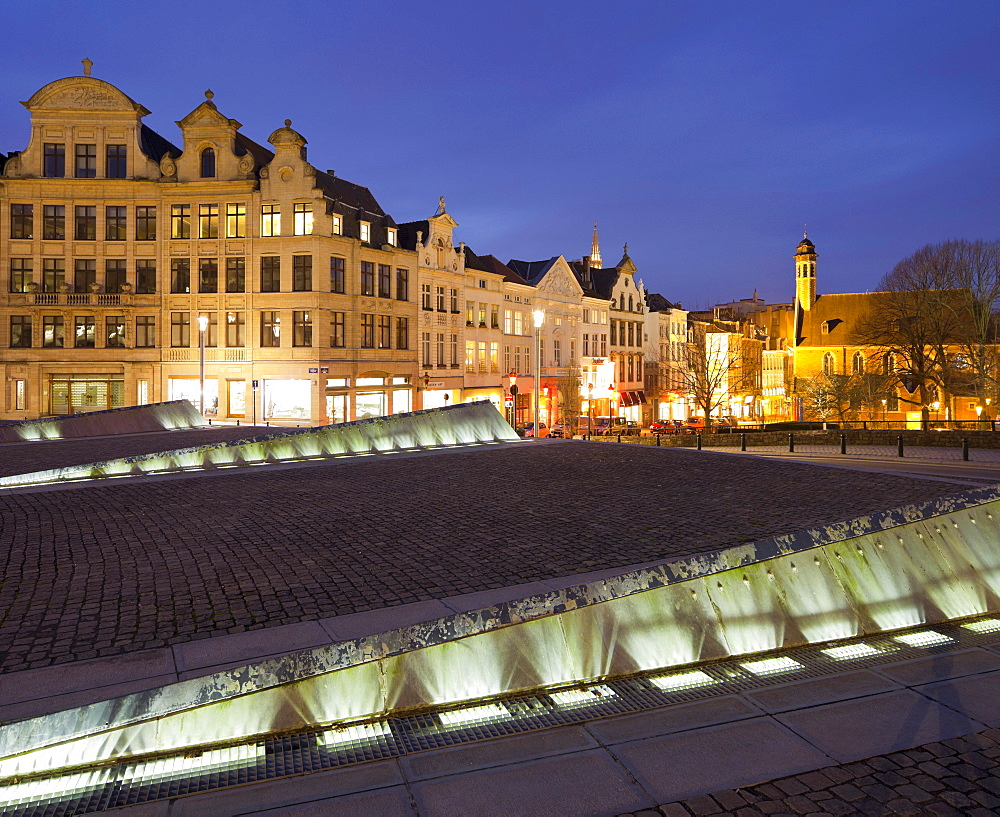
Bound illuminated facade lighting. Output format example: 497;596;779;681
649;670;718;691
740;656;803;676
821;643;882;661
549;685;616;708
894;631;954;648
962;618;1000;634
437;703;508;727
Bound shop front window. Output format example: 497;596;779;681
355;391;387;419
168;377;219;416
263;378;311;420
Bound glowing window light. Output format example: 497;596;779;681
963;618;1000;634
894;631;954;648
319;722;392;748
437;703;509;727
821;643;882;661
649;670;718;692
740;656;803;676
549;685;617;707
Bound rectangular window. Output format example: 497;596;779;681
75;144;96;178
106;144;127;178
43;143;65;177
477;341;487;371
106;315;125;348
170;312;190;347
361;314;375;348
554;339;561;366
105;259;126;293
261;204;280;237
386;227;397;246
293;311;312;346
10;204;33;239
395;316;408;350
226;203;246;238
171;205;190;239
43;316;64;348
136;315;156;347
360;261;375;296
465;340;475;372
14;379;26;411
421;283;432;310
75;204;97;241
10;316;32;348
437;333;446;366
450;332;458;365
225;311;245;348
105;206;127;240
610;321;617;345
396;268;408;301
9;259;32;293
422;332;431;367
226;258;245;293
74;259;95;293
504;310;512;334
42;205;65;240
331;214;342;235
293;203;313;235
138;380;149;404
330;312;345;347
490;341;499;371
42;259;65;292
450;289;459;313
330;257;345;293
199;258;218;293
75;316;96;348
478;303;487;325
378;264;391;298
359;222;370;243
261;311;281;347
436;287;446;312
135;206;156;240
378;315;391;349
170;259;190;293
491;305;499;328
260;256;280;292
200;314;219;347
199;204;219;239
292;255;312;291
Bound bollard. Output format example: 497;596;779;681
208;418;212;426
897;434;904;457
617;433;622;444
840;433;847;455
697;433;702;451
963;437;970;461
741;433;747;452
788;432;794;453
656;434;661;447
236;420;240;426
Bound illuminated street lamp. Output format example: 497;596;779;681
587;383;594;437
532;309;544;438
198;314;209;415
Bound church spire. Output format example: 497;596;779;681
590;222;603;269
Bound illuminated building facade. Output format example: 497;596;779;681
0;65;418;423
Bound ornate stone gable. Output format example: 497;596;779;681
23;78;147;115
536;257;582;298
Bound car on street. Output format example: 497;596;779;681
649;419;684;435
520;422;549;438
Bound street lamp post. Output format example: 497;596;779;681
587;383;594;438
197;314;209;415
533;309;544;438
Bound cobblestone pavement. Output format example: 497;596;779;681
0;441;969;675
624;727;1000;816
0;424;286;478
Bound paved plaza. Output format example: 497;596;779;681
2;428;1000;815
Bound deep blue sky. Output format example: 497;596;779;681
3;1;998;308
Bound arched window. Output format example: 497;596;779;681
200;148;216;178
882;352;894;374
822;352;835;376
852;352;865;375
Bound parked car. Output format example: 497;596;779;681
520;422;549;438
548;424;566;438
649;419;684;435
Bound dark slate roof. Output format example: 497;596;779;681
796;292;877;347
464;248;528;284
233;132;274;171
138;124;180;162
645;292;681;312
506;258;558;286
396;220;428;252
313;170;386;218
588;268;619;300
567;260;602;298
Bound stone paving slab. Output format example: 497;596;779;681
0;441;968;678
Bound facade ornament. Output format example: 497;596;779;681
205;89;214;101
435;196;446;216
82;58;93;77
416;231;423;246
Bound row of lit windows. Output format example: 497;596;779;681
582;333;609;357
42;143;127;179
8;312;410;351
8;256;410;298
610;319;643;348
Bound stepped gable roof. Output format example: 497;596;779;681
506;258;558;285
233;132;274;171
138;124;180;162
645;292;680;312
314;170;387;219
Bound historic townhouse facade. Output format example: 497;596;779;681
0;67;418;424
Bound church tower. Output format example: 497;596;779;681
795;232;817;311
590;222;603;269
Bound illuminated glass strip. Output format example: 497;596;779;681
125;744;265;783
549;685;617;707
649;670;718;692
437;703;509;727
740;656;803;676
319;722;392;749
821;643;882;661
0;768;112;809
963;618;1000;634
894;631;954;648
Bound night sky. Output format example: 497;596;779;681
3;1;998;308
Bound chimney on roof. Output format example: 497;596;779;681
581;256;591;287
327;169;336;177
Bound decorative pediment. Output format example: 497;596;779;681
23;78;148;115
176;100;239;130
536;257;583;298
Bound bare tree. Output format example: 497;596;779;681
683;321;760;428
556;367;583;435
801;373;857;425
